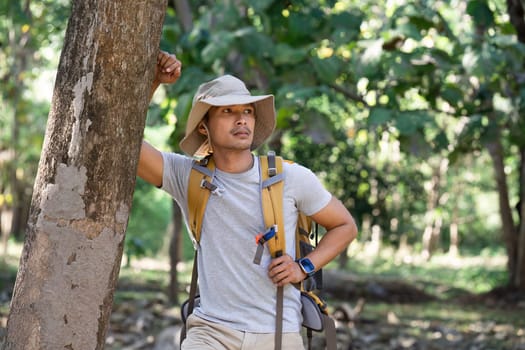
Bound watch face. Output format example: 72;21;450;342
300;258;315;274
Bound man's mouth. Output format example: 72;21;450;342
232;127;251;137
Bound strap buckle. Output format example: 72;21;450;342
253;225;278;265
200;178;224;196
200;178;217;191
255;225;277;245
267;151;277;177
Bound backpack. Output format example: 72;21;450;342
180;151;337;350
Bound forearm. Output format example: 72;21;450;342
307;196;358;271
307;221;357;271
138;51;179;187
267;198;357;286
150;79;161;101
137;140;164;187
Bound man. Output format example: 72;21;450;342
139;51;358;350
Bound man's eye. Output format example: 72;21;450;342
223;108;232;113
244;109;254;114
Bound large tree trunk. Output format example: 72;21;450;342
3;1;167;349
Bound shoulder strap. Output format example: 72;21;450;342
259;152;286;258
187;157;216;245
259;151;287;350
182;156;216;346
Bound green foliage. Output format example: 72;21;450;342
124;237;147;267
126;178;171;256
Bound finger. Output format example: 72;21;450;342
267;264;281;278
157;52;173;69
271;270;289;286
157;50;169;64
269;260;297;283
268;254;292;270
267;258;280;271
164;59;181;73
268;261;287;279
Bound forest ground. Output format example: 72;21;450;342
0;244;524;350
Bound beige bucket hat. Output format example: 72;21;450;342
179;75;276;157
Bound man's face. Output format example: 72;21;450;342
205;104;256;153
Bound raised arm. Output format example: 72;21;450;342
138;51;181;187
138;141;164;187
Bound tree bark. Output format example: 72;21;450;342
487;137;517;286
421;158;448;260
172;0;193;32
6;0;33;242
3;1;167;349
506;0;525;291
168;200;183;304
507;0;525;42
516;147;525;289
448;211;460;257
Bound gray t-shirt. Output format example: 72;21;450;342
161;152;332;333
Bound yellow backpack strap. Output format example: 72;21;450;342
281;159;313;262
259;151;286;350
183;156;218;342
296;213;312;259
259;151;285;258
187;156;217;246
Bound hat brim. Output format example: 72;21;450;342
179;94;275;157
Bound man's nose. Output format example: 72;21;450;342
235;113;247;125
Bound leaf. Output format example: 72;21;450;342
276;106;295;129
236;28;274;58
312;56;342;83
201;31;235;64
276;85;318;109
395;110;432;135
245;0;274;12
450;114;485;160
399;133;431;157
368;107;394;126
273;43;308;65
331;11;362;32
440;84;464;108
431;131;450;152
466;0;495;28
302;111;335;144
396;21;423;40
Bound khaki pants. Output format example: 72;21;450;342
182;314;305;350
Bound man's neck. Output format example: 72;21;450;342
212;150;254;173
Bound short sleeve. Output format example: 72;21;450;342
160;152;193;207
284;162;332;216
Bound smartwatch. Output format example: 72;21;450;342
296;257;316;278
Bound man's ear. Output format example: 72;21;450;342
198;122;208;135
